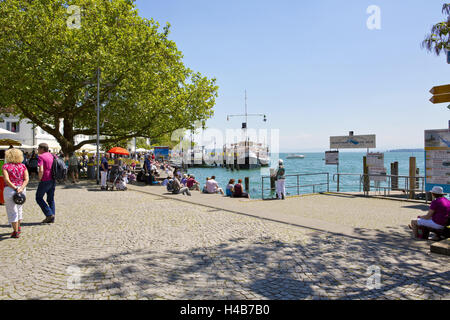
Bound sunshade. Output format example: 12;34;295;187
107;147;130;155
0;138;21;146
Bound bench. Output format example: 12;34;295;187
430;239;450;256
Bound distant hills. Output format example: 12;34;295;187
387;149;424;152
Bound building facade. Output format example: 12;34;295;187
0;115;93;152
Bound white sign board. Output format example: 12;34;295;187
330;135;376;149
367;152;386;182
367;152;384;167
325;151;339;165
425;129;450;192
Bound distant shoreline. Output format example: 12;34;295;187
386;149;424;153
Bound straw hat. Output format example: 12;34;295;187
431;186;446;195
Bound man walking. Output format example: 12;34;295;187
100;153;110;190
144;154;152;185
275;159;286;200
35;143;56;223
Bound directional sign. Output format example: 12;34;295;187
430;84;450;104
430;84;450;95
430;93;450;104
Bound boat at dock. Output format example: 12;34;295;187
223;141;269;170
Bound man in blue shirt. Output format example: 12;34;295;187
100;153;110;190
144;154;152;185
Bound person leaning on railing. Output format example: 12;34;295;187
409;186;450;239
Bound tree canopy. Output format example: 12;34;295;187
0;0;218;154
422;3;450;56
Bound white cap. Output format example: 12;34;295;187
279;159;284;164
431;186;446;195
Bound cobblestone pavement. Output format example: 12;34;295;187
0;182;448;300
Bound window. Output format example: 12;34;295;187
6;122;19;133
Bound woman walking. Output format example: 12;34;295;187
2;148;29;238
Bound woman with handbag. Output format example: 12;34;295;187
2;148;29;238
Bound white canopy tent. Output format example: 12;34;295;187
77;144;98;152
0;128;16;135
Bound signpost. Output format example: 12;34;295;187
329;132;376;193
429;84;450;104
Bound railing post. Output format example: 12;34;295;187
327;173;329;192
262;176;264;200
297;175;300;196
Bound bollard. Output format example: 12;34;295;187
415;168;420;190
390;162;399;190
245;177;249;192
409;157;416;199
363;156;370;195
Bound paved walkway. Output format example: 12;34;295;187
0;181;448;300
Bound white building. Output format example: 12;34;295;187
0;115;93;152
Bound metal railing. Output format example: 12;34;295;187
332;173;427;202
261;172;329;200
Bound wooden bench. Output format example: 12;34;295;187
430;239;450;256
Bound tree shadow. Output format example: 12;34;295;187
71;226;450;300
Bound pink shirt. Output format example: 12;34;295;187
2;163;27;186
38;152;54;181
430;197;450;226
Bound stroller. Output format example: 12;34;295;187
106;166;127;191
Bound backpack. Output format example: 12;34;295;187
29;158;38;168
166;179;175;192
51;155;66;181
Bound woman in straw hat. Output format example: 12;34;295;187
409;186;450;239
2;148;29;238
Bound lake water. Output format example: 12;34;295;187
184;151;425;199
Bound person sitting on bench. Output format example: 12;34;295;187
409;186;450;239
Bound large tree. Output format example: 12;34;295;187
0;0;218;155
422;3;450;56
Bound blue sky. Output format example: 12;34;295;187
136;0;449;152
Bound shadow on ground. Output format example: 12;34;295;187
74;227;449;300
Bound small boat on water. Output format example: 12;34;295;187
286;154;305;159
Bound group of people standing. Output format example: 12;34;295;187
3;143;57;238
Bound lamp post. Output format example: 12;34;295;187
96;67;100;185
83;69;114;184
